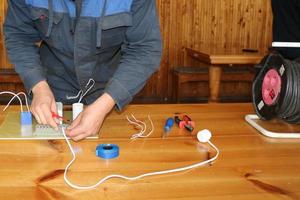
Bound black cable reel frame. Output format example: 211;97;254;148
252;53;287;121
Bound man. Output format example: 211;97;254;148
4;0;162;140
272;0;300;60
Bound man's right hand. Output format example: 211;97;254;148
31;80;58;130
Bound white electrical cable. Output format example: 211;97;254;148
136;115;154;138
66;79;95;103
66;90;83;100
126;115;145;138
127;115;147;139
3;92;30;112
78;79;95;103
61;127;219;190
0;91;23;112
127;114;154;139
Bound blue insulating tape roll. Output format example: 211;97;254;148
96;144;119;159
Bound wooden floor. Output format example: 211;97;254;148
0;103;299;199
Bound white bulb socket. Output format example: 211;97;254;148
197;129;212;143
72;103;83;121
56;102;63;124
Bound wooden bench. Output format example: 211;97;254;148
0;69;22;83
0;69;24;104
185;47;264;102
173;66;254;103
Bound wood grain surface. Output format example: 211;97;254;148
0;103;299;200
185;48;264;65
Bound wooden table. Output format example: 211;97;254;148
186;48;264;102
0;103;300;199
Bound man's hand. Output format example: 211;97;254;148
66;93;115;141
31;80;58;130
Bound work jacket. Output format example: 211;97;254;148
4;0;162;110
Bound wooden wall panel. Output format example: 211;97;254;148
0;0;11;70
156;0;272;102
0;0;273;103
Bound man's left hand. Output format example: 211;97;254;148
66;93;115;141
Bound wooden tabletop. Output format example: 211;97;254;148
0;103;300;200
186;47;264;65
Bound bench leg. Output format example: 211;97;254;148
209;65;222;102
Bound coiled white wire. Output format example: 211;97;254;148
61;127;219;190
126;114;154;139
0;91;30;112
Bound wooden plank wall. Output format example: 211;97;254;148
0;1;11;70
151;0;273;102
0;0;273;103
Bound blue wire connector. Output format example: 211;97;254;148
20;111;32;125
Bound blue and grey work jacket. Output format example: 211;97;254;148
4;0;162;110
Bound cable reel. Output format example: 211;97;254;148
252;53;300;123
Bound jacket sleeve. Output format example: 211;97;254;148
4;0;45;93
104;0;163;110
